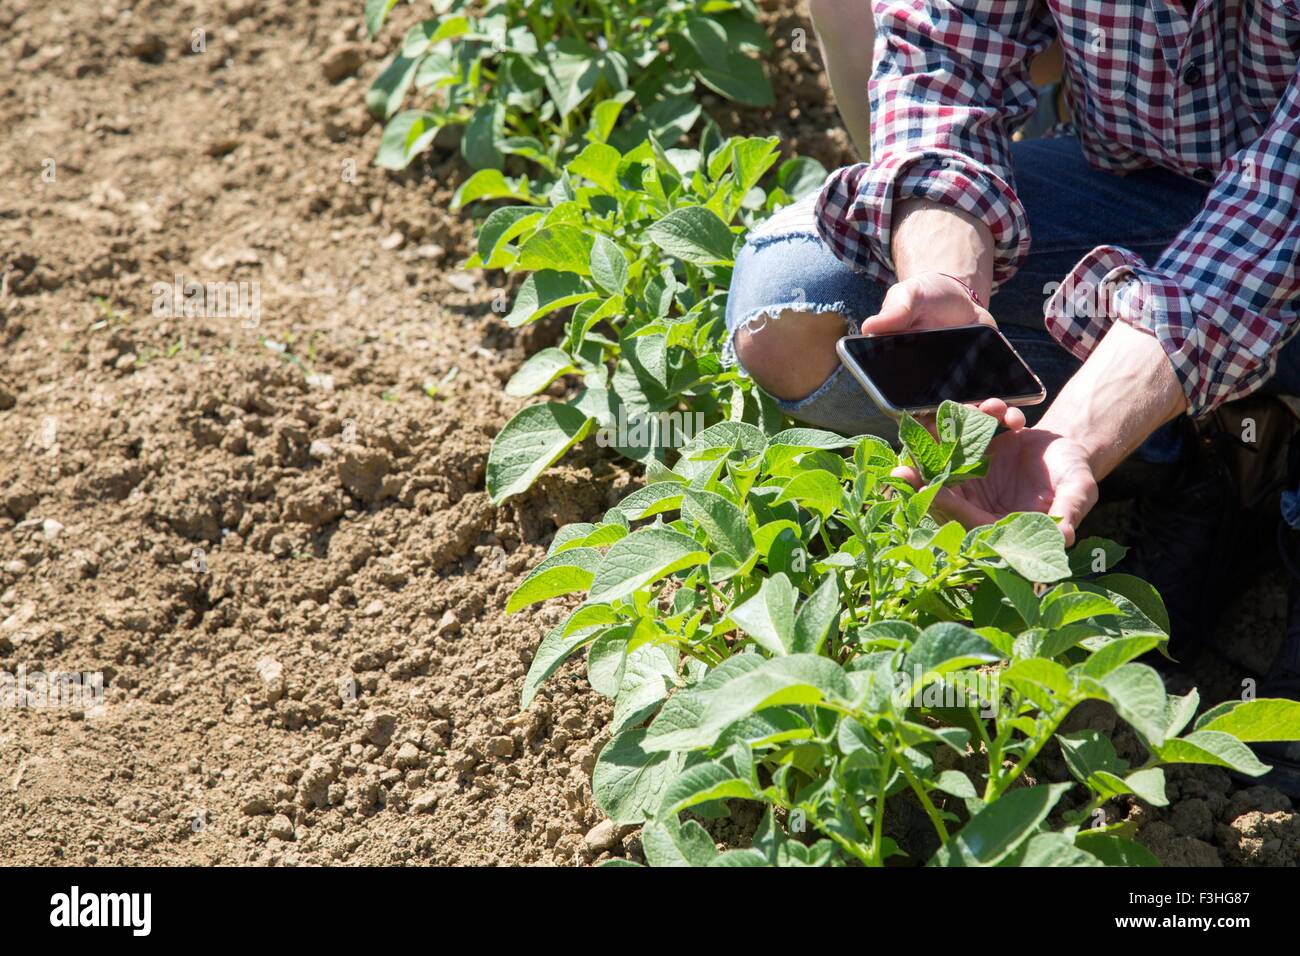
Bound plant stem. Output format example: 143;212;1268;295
769;787;872;866
869;736;894;866
972;711;994;787
704;578;728;621
680;643;721;667
898;761;950;844
983;691;1019;801
846;514;882;623
989;708;1067;802
819;820;874;866
866;551;881;623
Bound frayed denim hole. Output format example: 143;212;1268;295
744;230;823;253
773;363;851;413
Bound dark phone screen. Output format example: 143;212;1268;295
839;326;1042;409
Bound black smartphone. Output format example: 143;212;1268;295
835;324;1046;418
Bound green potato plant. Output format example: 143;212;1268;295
361;3;825;501
477;129;826;502
509;403;1300;866
364;0;774;174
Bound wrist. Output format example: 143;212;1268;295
1037;320;1187;480
934;273;982;308
892;199;994;302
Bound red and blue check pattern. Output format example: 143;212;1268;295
816;0;1300;416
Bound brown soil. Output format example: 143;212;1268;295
0;0;1294;867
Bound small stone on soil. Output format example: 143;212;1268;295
321;43;362;82
362;711;397;748
583;820;630;853
411;790;439;814
393;742;422;770
435;609;460;638
241;795;273;816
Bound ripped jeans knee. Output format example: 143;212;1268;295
724;202;891;437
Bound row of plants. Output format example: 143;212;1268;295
508;406;1300;865
362;2;1300;865
470;129;826;501
366;1;824;502
365;0;773;175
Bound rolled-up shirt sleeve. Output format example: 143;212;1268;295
815;1;1055;286
1046;66;1300;418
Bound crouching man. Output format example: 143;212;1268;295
727;1;1300;792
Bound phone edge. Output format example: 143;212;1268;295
835;337;906;420
836;327;1048;416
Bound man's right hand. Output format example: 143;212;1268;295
861;271;996;335
887;197;995;329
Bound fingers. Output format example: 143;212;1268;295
890;465;921;489
862;282;917;334
891;466;997;530
923;400;1024;441
861;273;994;337
973;398;1026;432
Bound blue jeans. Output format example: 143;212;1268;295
727;136;1300;465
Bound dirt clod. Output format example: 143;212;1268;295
410;791;440;815
268;814;296;841
321;42;363;82
583;819;631;853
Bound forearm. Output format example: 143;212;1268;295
1037;321;1188;480
809;0;874;158
892;199;995;303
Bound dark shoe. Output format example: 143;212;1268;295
1236;419;1300;797
1123;396;1297;658
1251;554;1300;797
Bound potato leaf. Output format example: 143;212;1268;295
979;513;1072;582
729;573;797;656
1194;698;1300;742
593;728;685;824
646;206;736;265
486;402;594;503
588;527;709;604
505;546;603;613
931;784;1072;866
505;347;579;397
1153;731;1271;776
644;654;850;752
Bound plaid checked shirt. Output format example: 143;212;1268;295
816;0;1300;417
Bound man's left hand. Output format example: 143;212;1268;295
893;398;1099;546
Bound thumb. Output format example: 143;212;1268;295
862;281;918;334
1048;470;1099;548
